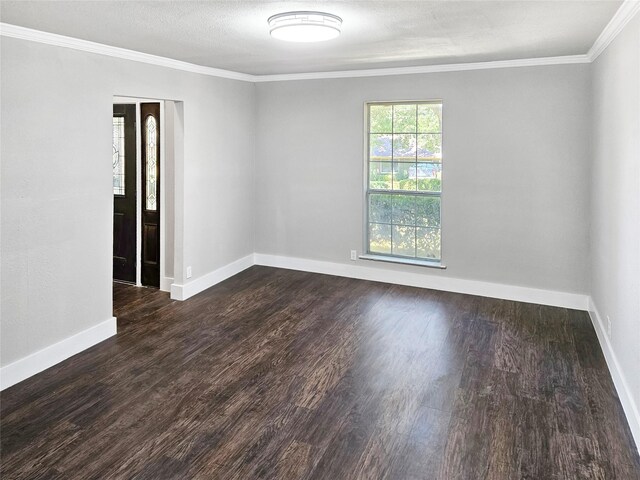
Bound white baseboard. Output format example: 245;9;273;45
588;298;640;453
0;317;117;391
170;254;254;301
160;276;174;293
253;253;589;310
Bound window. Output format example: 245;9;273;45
365;101;442;263
112;116;125;196
145;115;157;211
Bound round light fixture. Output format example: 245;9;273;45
268;11;342;43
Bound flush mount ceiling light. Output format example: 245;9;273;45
268;11;342;43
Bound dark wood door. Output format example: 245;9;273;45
113;104;137;283
141;103;161;288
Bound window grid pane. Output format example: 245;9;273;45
369;223;391;254
366;102;442;261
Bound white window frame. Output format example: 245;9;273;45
361;100;446;269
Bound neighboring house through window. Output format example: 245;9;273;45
365;101;442;263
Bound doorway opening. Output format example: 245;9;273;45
112;97;178;292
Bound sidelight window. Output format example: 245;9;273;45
145;116;157;211
112;116;125;196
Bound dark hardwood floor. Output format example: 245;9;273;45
1;266;639;479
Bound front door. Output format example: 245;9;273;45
141;103;161;288
113;104;137;283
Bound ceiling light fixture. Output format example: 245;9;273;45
268;11;342;43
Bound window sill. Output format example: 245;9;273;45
359;254;446;269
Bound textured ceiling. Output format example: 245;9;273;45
0;1;623;75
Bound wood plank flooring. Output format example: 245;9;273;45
1;266;639;479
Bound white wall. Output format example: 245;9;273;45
590;13;640;442
0;37;255;367
255;65;592;294
164;100;176;281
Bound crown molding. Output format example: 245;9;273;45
1;0;637;84
0;23;254;82
0;22;590;83
251;55;591;83
588;0;640;61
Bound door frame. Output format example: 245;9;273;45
113;96;170;291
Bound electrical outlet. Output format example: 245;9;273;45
186;266;192;279
606;315;611;337
350;250;357;261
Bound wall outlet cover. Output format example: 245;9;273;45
186;266;192;279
